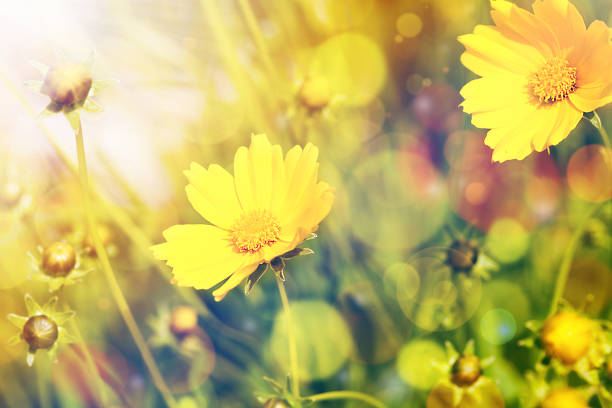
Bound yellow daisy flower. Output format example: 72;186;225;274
152;134;334;301
459;0;612;162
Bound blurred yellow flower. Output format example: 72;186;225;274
459;0;612;162
152;134;334;301
540;310;593;365
540;387;588;408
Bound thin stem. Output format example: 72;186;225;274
275;274;300;398
36;358;50;408
548;202;605;316
303;391;387;408
591;111;612;150
73;116;177;408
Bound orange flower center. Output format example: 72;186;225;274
231;210;281;253
529;57;577;104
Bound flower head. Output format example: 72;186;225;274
459;0;612;162
27;53;114;131
28;241;91;292
152;134;334;301
7;294;75;366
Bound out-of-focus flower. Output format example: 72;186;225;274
459;0;612;162
28;241;91;292
27;54;113;130
152;134;334;301
298;76;332;112
540;310;610;370
169;306;198;337
540;387;588;408
7;294;75;366
427;341;504;408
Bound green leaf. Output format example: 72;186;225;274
24;294;41;315
7;313;27;329
7;334;21;346
281;247;314;259
24;80;43;93
82;98;103;113
29;60;49;76
244;264;268;295
43;296;58;314
53;310;76;325
90;79;117;96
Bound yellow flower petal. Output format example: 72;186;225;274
152;224;245;290
184;163;243;229
212;263;259;302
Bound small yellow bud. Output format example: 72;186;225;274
262;398;290;408
42;242;77;277
541;388;588;408
446;239;479;272
41;63;92;107
170;306;198;336
22;315;59;351
83;224;113;257
451;355;481;387
541;311;594;366
299;76;331;111
0;181;23;208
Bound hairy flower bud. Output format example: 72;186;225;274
41;63;92;108
451;355;481;387
170;306;198;336
0;181;23;208
299;76;331;111
262;398;290;408
42;242;77;277
446;239;479;272
22;315;59;351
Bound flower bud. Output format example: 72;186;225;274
451;355;481;387
446;239;479;272
262;398;290;408
42;242;77;277
541;311;594;365
540;388;588;408
83;224;113;257
22;315;59;351
170;306;198;336
0;181;23;208
299;76;331;111
41;63;92;107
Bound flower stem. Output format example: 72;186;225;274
73;116;177;408
548;201;605;317
303;391;387;408
275;274;300;398
36;358;50;408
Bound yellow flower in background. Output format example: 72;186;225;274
152;134;334;301
459;0;612;162
541;387;588;408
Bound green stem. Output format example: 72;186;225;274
35;358;50;408
73;115;177;408
303;391;386;408
275;274;300;398
548;201;605;316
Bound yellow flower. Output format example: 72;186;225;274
459;0;612;162
540;387;588;408
540;310;594;365
151;134;334;301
